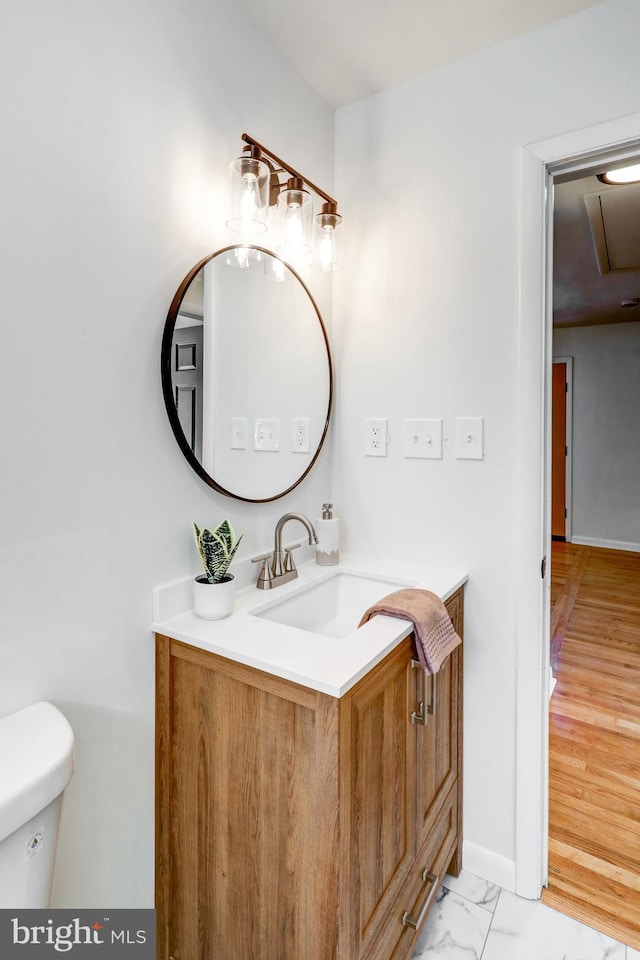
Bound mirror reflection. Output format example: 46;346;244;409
161;246;332;502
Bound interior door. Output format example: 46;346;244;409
172;321;203;461
551;360;567;540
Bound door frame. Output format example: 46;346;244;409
515;112;640;899
552;356;573;542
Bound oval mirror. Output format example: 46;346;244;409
161;245;333;502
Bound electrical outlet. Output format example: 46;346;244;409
254;419;280;452
292;418;310;453
365;418;388;457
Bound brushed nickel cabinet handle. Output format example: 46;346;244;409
427;671;438;717
411;659;438;720
410;659;426;725
411;701;426;725
401;869;439;930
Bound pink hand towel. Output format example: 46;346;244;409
359;588;461;673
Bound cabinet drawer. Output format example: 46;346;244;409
364;785;458;960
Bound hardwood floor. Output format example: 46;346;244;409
542;542;640;948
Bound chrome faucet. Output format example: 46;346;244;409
252;513;319;589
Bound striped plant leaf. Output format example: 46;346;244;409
193;520;243;583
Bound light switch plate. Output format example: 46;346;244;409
455;417;484;459
231;417;248;450
254;418;280;452
402;419;443;459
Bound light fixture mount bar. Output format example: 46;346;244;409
241;132;337;207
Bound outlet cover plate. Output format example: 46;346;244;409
292;418;310;454
365;418;388;457
402;419;443;459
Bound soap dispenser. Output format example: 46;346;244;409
316;503;339;566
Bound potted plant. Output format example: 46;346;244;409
192;519;243;620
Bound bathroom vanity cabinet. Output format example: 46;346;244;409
155;588;463;960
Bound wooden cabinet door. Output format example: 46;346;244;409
157;638;340;960
341;638;416;960
366;787;459;960
414;592;463;856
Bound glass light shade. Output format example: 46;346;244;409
599;163;640;185
226;154;270;233
311;206;342;272
276;178;312;258
264;255;287;281
225;246;261;269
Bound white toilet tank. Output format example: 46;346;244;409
0;701;74;908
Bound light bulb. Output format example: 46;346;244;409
239;178;260;226
226;152;269;233
276;178;312;258
285;205;304;249
316;227;335;272
311;202;342;272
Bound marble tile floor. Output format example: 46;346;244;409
411;870;639;960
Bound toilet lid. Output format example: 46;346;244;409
0;702;74;843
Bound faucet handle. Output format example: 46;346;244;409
252;553;275;589
251;551;272;564
283;543;301;573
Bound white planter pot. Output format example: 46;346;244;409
193;574;235;620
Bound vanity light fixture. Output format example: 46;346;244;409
226;133;343;271
597;162;640;185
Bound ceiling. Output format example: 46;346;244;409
235;0;639;330
554;173;640;328
236;0;605;109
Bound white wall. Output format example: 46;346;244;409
334;0;640;887
0;0;334;906
555;322;640;549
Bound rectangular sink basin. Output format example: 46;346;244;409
251;572;413;639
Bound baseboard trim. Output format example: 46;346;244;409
571;536;640;554
462;840;516;892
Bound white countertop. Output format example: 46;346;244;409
152;552;467;698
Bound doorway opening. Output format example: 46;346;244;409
541;152;640;945
515;113;640;910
